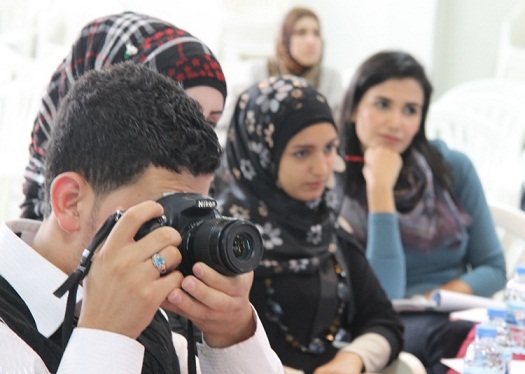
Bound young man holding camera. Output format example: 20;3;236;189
0;62;283;373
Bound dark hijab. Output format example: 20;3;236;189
216;75;341;273
216;75;353;367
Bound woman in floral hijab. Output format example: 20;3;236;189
215;75;403;373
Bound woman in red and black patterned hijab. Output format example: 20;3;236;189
21;11;227;219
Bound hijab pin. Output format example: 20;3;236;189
124;43;138;60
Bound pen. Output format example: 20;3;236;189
344;155;364;163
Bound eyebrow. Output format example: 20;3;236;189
290;136;339;149
375;95;423;108
206;110;224;127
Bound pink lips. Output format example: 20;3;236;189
380;134;401;144
306;181;325;191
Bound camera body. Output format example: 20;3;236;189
135;193;263;276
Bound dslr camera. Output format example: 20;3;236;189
135;193;263;276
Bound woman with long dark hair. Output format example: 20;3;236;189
339;51;506;374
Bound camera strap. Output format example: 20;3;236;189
53;210;123;346
187;320;197;374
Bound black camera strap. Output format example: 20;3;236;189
53;210;123;346
187;320;197;374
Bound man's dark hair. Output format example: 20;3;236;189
44;62;222;216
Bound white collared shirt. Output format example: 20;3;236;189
0;220;284;374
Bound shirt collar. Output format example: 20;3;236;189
0;220;83;337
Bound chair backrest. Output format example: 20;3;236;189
426;105;524;208
488;200;525;281
380;352;426;374
431;79;525;152
427;78;525;209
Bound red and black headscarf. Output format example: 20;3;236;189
21;11;226;219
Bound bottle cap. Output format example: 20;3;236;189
515;264;525;275
475;324;498;338
487;306;507;320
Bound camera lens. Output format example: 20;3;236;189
186;218;263;276
232;232;254;260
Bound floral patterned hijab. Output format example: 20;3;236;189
216;75;344;276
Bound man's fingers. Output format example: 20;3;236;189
101;201;164;248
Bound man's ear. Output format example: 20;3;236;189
49;172;89;232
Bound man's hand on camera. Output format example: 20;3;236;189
78;201;184;339
163;263;256;348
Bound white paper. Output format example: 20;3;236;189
441;358;463;373
432;289;505;312
391;295;437;312
509;360;525;373
392;290;505;313
449;307;490;322
441;358;525;374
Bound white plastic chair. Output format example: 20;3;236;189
0;0;40;57
429;78;525;209
426;105;524;208
0;76;44;221
489;200;525;302
381;352;426;374
435;77;525;97
488;200;525;282
431;79;525;147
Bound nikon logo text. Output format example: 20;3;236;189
197;200;216;208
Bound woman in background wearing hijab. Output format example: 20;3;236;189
256;6;343;116
216;75;403;374
216;7;343;145
21;11;227;220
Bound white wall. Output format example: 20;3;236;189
297;0;437;88
432;0;525;99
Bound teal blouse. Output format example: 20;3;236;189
365;140;507;299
